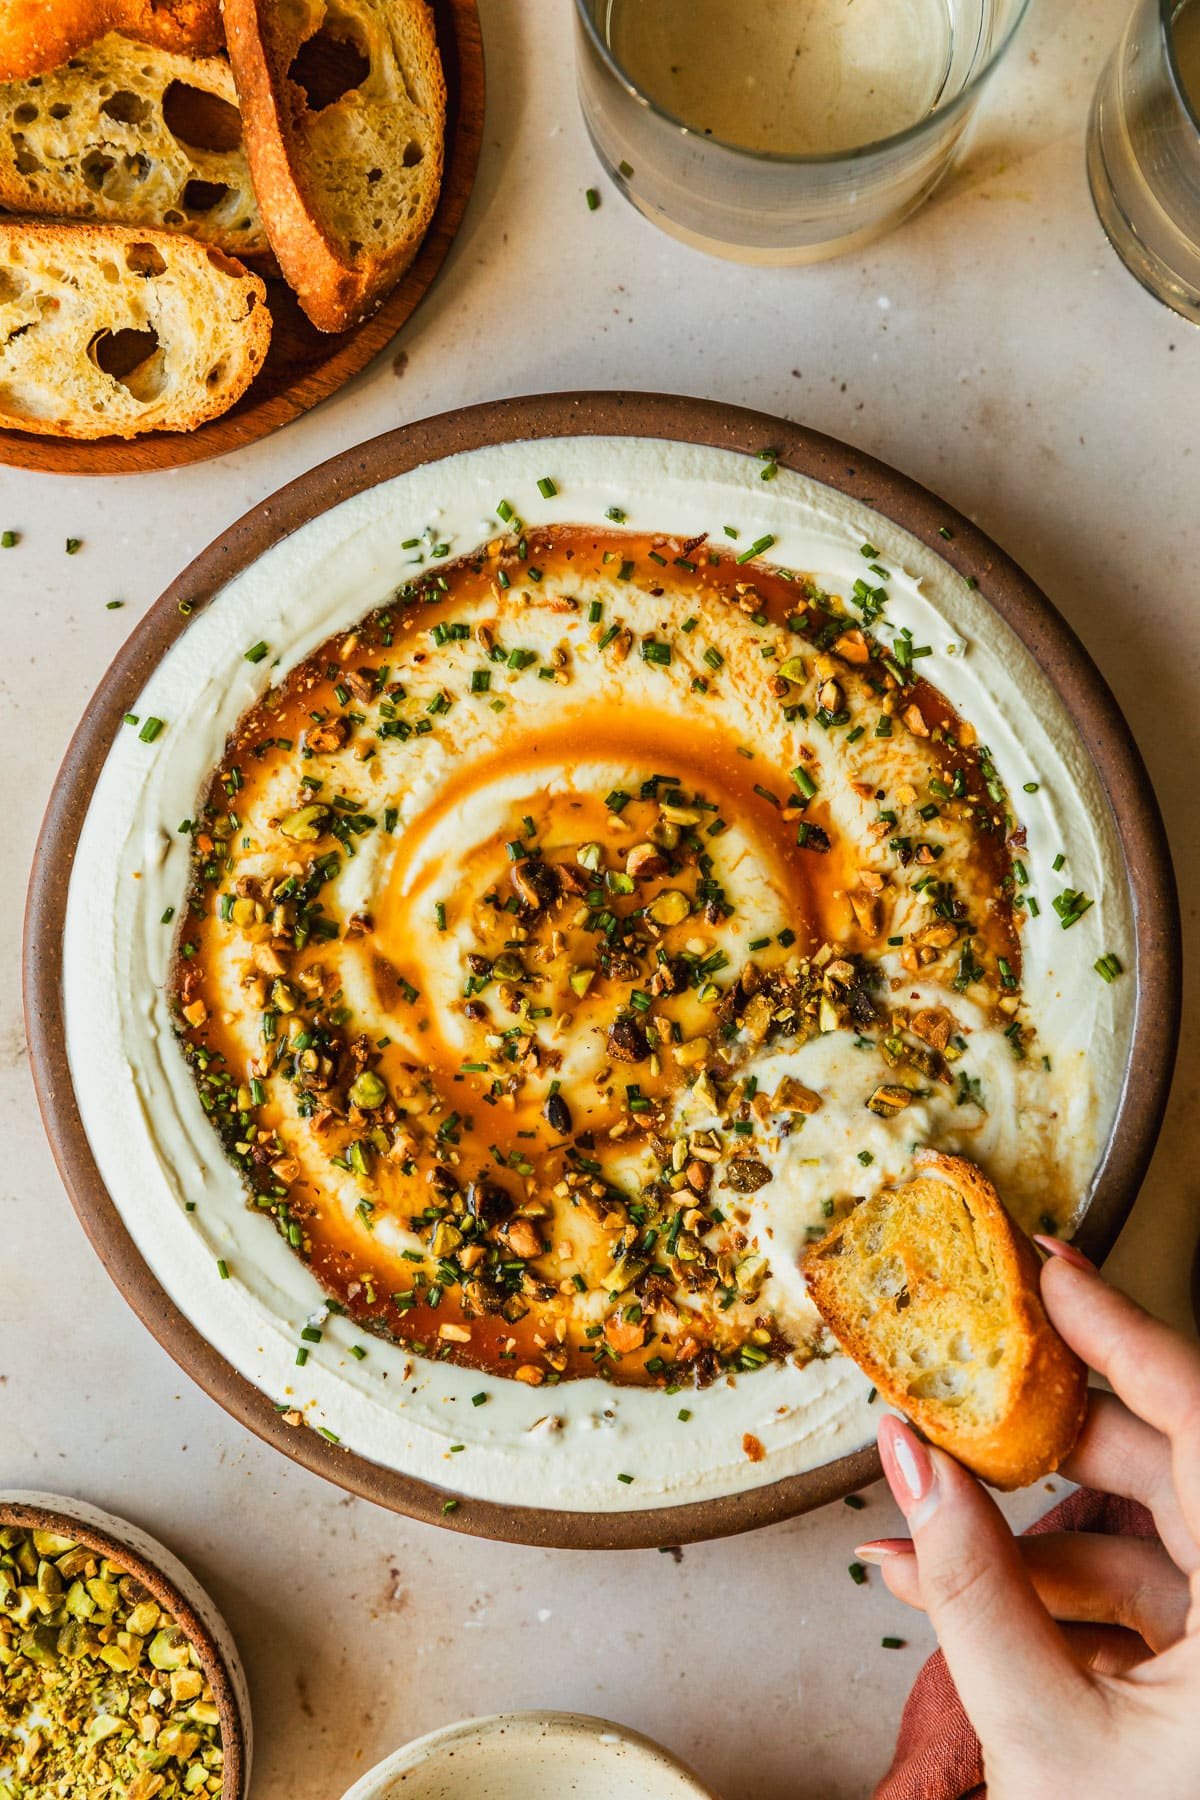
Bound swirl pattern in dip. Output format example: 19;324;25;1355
62;438;1133;1510
172;521;1075;1394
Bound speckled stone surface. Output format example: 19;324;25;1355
1;2;1196;1796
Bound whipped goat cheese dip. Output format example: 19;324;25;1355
60;438;1135;1512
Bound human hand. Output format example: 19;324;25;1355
857;1243;1200;1800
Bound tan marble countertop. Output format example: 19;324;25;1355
1;1;1196;1794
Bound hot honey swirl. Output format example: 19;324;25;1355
171;527;1025;1388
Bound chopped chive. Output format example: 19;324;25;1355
442;1499;459;1513
1094;952;1123;983
216;1259;229;1279
736;533;775;565
1052;852;1065;872
618;159;634;177
844;1493;866;1510
138;716;165;743
106;599;125;609
244;641;269;663
1052;887;1093;929
881;1636;906;1649
791;764;817;799
606;505;626;522
295;1346;309;1366
585;186;600;210
849;1562;867;1585
1;530;17;548
66;537;81;555
318;1427;340;1443
1023;780;1040;793
537;476;557;498
471;1391;488;1407
616;1472;634;1484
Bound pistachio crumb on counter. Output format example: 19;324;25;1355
0;1526;224;1799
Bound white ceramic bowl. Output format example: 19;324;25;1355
339;1711;721;1800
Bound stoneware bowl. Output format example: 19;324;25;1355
338;1712;720;1800
23;392;1181;1548
0;1491;251;1800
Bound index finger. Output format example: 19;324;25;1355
1040;1255;1200;1547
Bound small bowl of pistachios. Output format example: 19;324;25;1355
0;1492;250;1800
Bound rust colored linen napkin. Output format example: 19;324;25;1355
872;1487;1157;1800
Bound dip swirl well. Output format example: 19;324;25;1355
170;523;1051;1393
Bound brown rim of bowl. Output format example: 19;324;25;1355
0;1497;248;1799
22;391;1182;1550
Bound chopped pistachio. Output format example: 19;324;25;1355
0;1528;223;1799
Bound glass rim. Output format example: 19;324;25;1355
573;0;1034;167
1162;0;1200;135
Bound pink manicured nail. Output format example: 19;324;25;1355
1034;1234;1094;1272
855;1539;915;1563
878;1416;937;1523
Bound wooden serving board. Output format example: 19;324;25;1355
0;0;483;476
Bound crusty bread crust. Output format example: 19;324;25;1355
0;221;270;437
0;34;266;256
804;1151;1087;1489
0;1;223;80
223;0;445;333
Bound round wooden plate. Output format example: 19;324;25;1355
0;0;483;476
23;393;1182;1547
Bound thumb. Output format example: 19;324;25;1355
878;1416;1085;1739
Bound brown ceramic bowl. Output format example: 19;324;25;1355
0;1492;250;1797
23;393;1181;1548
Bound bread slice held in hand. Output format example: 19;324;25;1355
0;0;223;81
223;0;446;332
0;222;270;437
0;34;266;257
804;1150;1087;1489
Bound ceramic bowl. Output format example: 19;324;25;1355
339;1712;720;1800
0;1491;250;1800
24;392;1181;1547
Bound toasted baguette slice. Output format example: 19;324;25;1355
223;0;445;332
0;34;266;257
804;1151;1087;1489
0;221;270;437
0;1;223;81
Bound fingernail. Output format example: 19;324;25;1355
854;1539;915;1563
878;1416;938;1526
1034;1234;1094;1272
